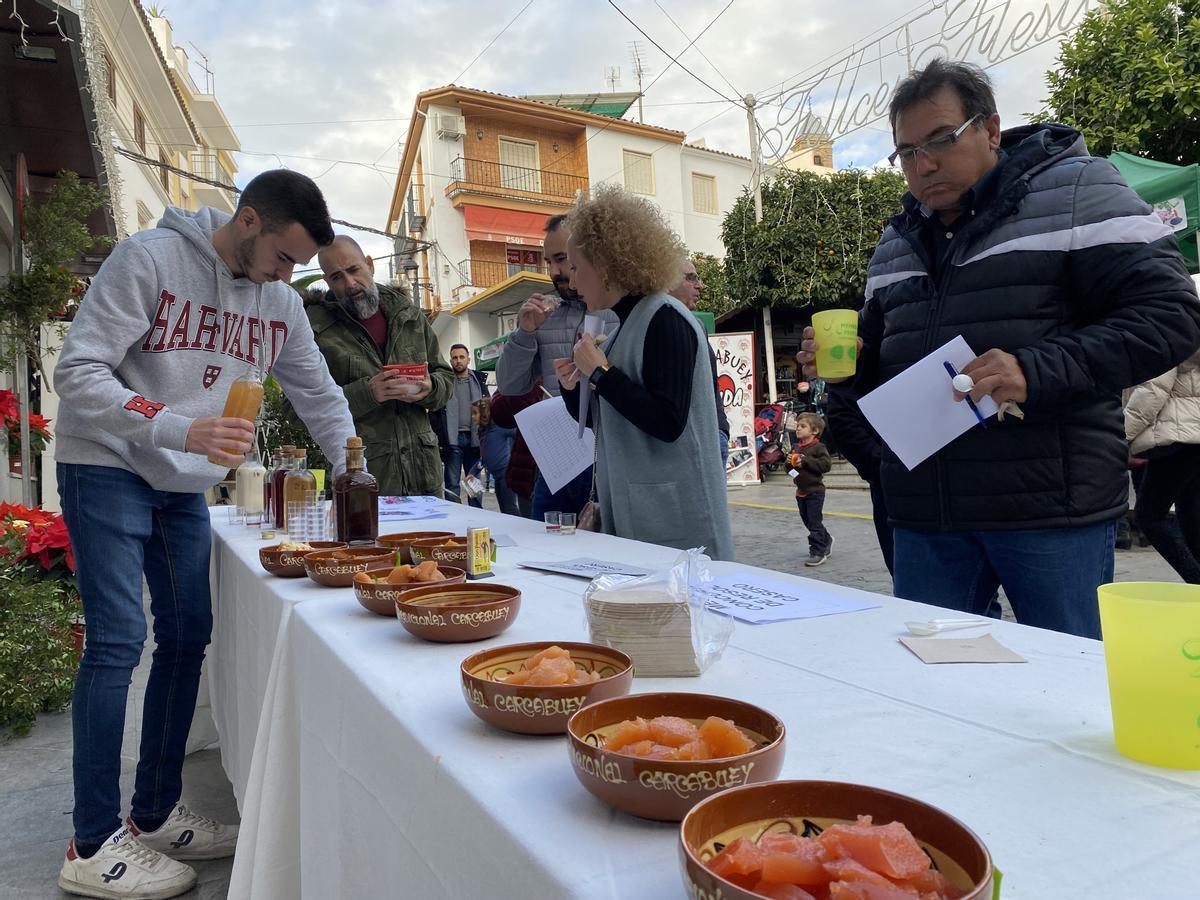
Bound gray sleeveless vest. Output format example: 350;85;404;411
594;293;734;561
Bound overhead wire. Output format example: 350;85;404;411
651;0;742;99
606;0;740;105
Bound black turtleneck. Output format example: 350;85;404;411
562;293;697;443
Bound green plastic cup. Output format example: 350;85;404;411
811;309;858;378
1098;582;1200;769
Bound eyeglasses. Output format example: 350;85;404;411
683;273;701;283
889;115;982;167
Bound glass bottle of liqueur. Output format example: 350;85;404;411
235;447;266;525
271;445;296;529
334;436;378;545
282;448;317;535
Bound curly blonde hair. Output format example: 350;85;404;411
564;184;686;296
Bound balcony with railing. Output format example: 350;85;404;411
446;157;588;206
189;150;237;211
458;257;548;292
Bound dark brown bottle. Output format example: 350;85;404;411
271;446;296;529
334;436;378;545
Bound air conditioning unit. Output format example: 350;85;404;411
435;114;465;140
410;215;427;233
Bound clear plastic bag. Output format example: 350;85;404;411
583;548;733;677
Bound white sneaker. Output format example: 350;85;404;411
129;803;238;860
58;824;196;899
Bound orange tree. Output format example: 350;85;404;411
720;167;907;312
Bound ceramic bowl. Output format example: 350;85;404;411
679;779;994;900
408;536;469;566
393;582;521;642
566;693;786;822
353;564;467;617
376;531;456;564
301;546;394;587
460;641;634;735
258;541;346;577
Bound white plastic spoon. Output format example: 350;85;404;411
904;617;990;637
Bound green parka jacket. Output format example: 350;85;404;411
306;285;452;496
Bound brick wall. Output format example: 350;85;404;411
461;115;588;181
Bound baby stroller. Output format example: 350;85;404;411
755;404;787;472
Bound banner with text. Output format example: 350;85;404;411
710;332;760;486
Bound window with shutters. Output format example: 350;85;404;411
159;152;170;192
692;173;717;214
622;150;654;195
499;138;540;193
134;106;146;153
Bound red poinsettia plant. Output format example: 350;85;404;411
0;389;53;457
0;502;77;597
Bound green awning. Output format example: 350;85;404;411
1109;151;1199;273
473;334;508;372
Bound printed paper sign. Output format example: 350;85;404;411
694;573;880;625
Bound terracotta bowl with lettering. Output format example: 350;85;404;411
301;547;394;588
566;693;786;822
259;541;346;578
376;531;456;564
352;564;467;617
459;641;634;735
408;536;469;567
393;583;521;642
679;780;994;900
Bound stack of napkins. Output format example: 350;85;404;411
585;586;701;677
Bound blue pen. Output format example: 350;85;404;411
943;361;987;429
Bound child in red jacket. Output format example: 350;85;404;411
788;413;834;566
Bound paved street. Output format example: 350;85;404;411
0;478;1179;898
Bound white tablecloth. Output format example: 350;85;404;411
209;506;1200;899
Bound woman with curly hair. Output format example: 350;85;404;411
554;185;734;560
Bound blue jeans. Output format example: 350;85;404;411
892;522;1116;639
58;463;214;846
443;432;482;508
531;467;594;521
480;425;521;517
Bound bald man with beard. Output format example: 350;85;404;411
309;236;453;495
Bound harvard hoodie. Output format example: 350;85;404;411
54;207;353;493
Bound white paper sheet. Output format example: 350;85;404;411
378;495;450;521
694;573;881;624
514;396;595;493
856;335;999;470
577;314;609;438
898;633;1027;664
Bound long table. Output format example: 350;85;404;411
208;505;1200;899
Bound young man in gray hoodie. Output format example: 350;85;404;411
53;170;357;900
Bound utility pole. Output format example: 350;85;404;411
746;94;777;403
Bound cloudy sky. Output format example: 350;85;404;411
159;0;1091;275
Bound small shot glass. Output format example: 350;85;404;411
559;513;577;535
543;511;562;534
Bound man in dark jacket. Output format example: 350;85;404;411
799;59;1200;638
313;236;453;496
431;345;489;507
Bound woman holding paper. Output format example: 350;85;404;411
553;185;734;560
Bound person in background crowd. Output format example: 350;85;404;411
310;236;452;496
798;59;1200;638
490;381;545;519
669;257;731;466
788;413;834;566
479;420;521;516
1124;349;1200;583
826;383;893;575
432;344;488;507
53;170;357;899
496;215;619;518
556;185;734;560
